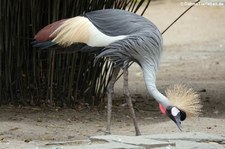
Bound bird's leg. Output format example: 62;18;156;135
105;67;120;135
123;65;141;136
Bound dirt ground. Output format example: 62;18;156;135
1;1;225;148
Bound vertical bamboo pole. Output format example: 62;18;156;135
0;0;3;101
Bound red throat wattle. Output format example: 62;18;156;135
159;104;166;115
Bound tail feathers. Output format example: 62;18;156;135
32;40;56;49
32;39;103;54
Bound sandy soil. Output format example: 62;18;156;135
1;1;225;148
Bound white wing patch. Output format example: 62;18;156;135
51;16;127;47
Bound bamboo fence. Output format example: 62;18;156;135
0;0;150;107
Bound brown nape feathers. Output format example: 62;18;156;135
165;84;202;117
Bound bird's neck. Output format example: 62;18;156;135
142;63;171;108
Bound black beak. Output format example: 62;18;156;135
173;112;182;131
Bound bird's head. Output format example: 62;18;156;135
159;84;202;130
159;104;186;130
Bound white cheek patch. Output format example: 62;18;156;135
171;107;180;116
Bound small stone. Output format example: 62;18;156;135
9;127;19;131
199;89;206;92
95;124;103;127
203;99;210;103
67;135;75;139
83;120;88;123
213;110;219;114
126;123;131;126
37;118;42;122
24;138;32;143
0;137;8;143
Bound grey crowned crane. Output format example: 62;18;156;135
33;9;202;136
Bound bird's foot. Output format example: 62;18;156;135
104;130;111;135
135;131;141;136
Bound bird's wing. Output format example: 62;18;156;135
34;17;90;48
34;15;127;49
84;9;147;36
49;17;91;47
33;9;158;51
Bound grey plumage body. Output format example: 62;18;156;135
85;9;163;68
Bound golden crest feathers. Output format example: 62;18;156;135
165;84;202;117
